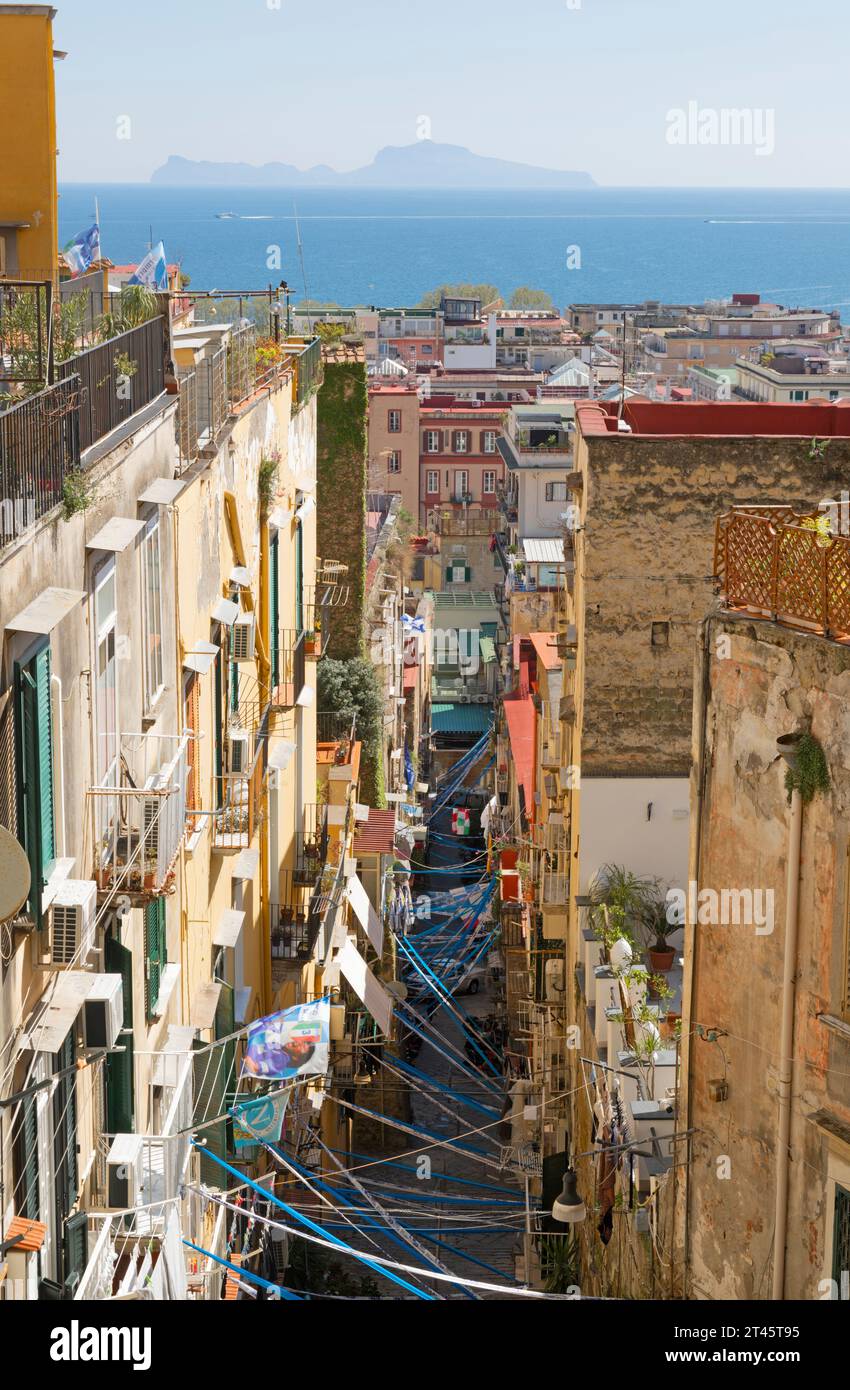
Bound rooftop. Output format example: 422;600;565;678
353;808;398;856
575;399;850;440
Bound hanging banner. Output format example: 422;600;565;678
337;938;394;1036
61;222;101;277
452;807;472;837
242;998;330;1081
232;1088;291;1150
346;874;384;956
128;240;169;291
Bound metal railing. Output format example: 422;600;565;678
285;336;323;407
176;368;200;471
294;803;330;885
57;316;167;452
272;629;307;708
0;377;81;551
89;732;190;896
271;870;330;962
714;507;850;640
226;323;257;406
317;711;357;748
0;279;52;384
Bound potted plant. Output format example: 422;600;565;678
641;899;677;973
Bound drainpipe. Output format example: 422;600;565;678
772;733;804;1301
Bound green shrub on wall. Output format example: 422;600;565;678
317;362;368;660
317;656;385;808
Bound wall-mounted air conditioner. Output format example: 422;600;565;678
83;974;124;1050
457;694;472;705
474;695;490;705
228;731;251;775
231;613;256;663
46;880;97;968
106;1134;145;1209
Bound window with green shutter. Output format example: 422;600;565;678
12;1090;40;1221
269;531;280;688
14;645;55;929
63;1211;88;1299
833;1185;850;1286
53;1032;78;1252
105;935;135;1133
295;520;304;635
144;898;167;1021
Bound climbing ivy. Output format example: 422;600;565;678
784;732;830;805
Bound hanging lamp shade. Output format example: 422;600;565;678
552;1169;587;1225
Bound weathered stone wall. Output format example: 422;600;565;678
682;612;850;1299
575;430;850;775
317;360;368;659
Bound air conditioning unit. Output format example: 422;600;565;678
47;880;97;967
106;1134;145;1209
142;770;168;860
83;974;124;1050
231;613;256;663
457;694;472;705
228;731;251;775
545;958;566;1003
474;695;490;705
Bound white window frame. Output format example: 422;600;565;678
483;431;497;454
92;557;119;857
388;409;401;434
141;514;165;711
426;470;439;495
426;430;441;454
454;431;469;454
483;470;496;495
454;470;470;499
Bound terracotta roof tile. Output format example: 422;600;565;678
353;808;398;856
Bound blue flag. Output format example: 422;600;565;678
61;222;101;277
128;240;169;291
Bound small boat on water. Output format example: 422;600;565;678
216;212;237;220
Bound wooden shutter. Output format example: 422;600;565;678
295;520;304;633
185;674;200;829
105;935;135;1134
15;647;55;929
13;1091;40;1220
145;898;166;1020
833;1185;850;1285
0;688;18;840
63;1211;89;1298
269;532;280;688
53;1032;78;1242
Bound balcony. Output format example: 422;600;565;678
271;629;307;709
271;869;331;963
293;804;330;886
714;507;850;641
57;316;168;453
90;733;190;897
0;378;81;552
212;757;264;853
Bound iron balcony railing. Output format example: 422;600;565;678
271;869;331;963
57;316;168;453
0;376;82;551
272;629;307;709
294;803;330;885
283;336;323;407
714;506;850;641
89;732;191;897
0;279;53;384
316;711;358;749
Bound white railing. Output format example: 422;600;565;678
90;732;190;894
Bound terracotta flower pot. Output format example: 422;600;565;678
649;946;675;973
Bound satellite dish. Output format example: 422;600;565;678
0;825;31;922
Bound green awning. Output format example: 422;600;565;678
430;703;493;735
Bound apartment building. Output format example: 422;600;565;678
496;311;580;372
441;295;498;371
734;350;850;404
0;5;60;284
681;509;850;1300
368;381;421;518
420;400;504;520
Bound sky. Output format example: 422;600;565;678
46;0;850;187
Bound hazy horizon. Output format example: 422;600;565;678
44;0;850;190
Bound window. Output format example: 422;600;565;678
388;409;401;433
144;897;167;1021
106;932;135;1134
269;529;280;688
454;470;470;500
388;451;402;474
12;1088;39;1220
453;431;469;454
53;1031;78;1277
833;1186;850;1286
422;344;433;355
141;516;164;710
425;430;441;454
92;562;118;861
483;431;497;453
483;471;496;495
426;470;439;495
446;564;471;584
651;621;671;648
546;482;569;502
184;672;201;834
14;644;55;929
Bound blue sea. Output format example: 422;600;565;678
58;185;850;311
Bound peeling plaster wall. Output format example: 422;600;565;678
683;613;850;1300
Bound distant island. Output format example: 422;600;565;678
150;141;596;190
